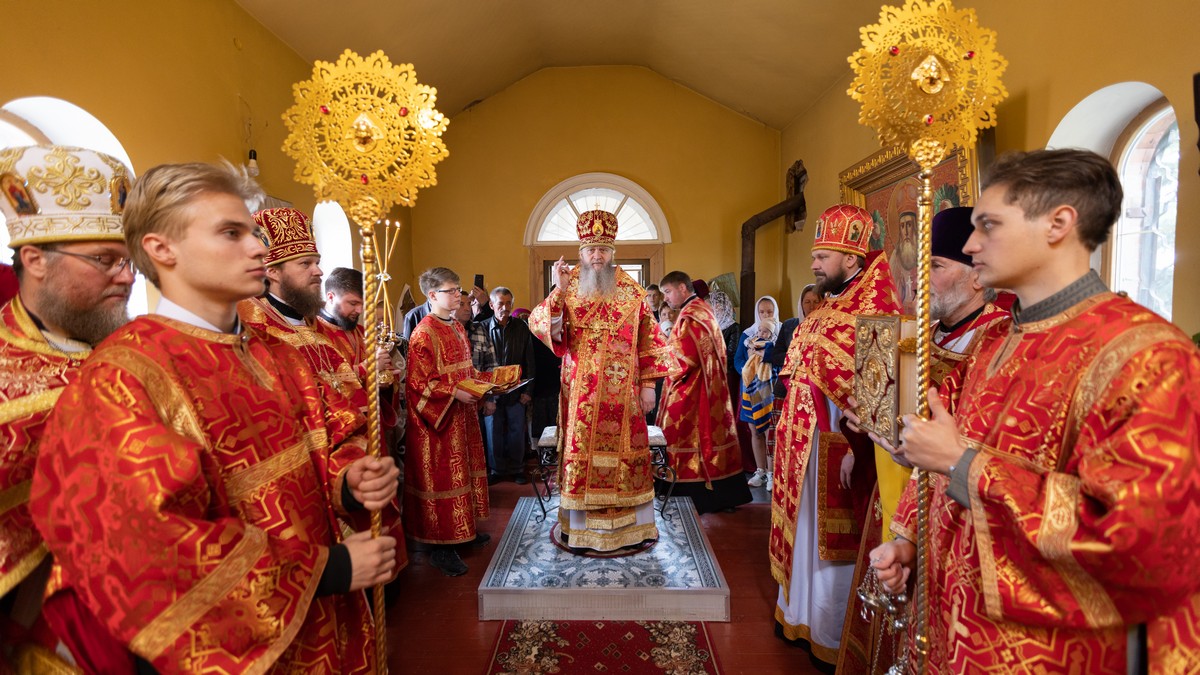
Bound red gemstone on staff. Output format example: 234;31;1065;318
924;114;934;125
964;51;975;60
889;46;900;56
400;107;409;116
361;174;369;184
319;105;330;114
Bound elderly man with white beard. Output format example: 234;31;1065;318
529;210;672;553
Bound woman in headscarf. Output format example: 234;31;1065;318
733;295;781;489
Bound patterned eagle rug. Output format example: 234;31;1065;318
485;619;722;674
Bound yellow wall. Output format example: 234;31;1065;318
408;66;782;309
781;0;1200;334
0;0;313;213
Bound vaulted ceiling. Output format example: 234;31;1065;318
234;0;886;129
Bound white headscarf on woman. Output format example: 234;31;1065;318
742;295;781;340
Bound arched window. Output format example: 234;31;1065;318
0;97;149;316
525;173;670;294
1111;102;1178;320
312;200;356;286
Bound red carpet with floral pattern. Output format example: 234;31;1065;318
486;619;722;674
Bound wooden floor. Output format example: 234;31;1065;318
385;480;827;674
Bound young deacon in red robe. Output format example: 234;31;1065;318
29;162;401;674
403;267;519;577
655;270;751;514
0;146;135;671
529;210;672;553
770;203;901;665
871;149;1200;673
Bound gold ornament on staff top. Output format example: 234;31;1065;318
847;2;1006;673
282;49;450;674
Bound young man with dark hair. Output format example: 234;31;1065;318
871;149;1200;672
30;162;400;673
655;270;751;514
322;266;365;330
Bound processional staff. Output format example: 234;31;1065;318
282;49;450;674
846;1;1007;672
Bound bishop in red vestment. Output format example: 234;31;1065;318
873;150;1200;674
529;210;671;552
655;271;750;514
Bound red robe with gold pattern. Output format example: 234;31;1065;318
0;297;83;602
656;296;749;513
771;252;901;596
529;266;672;551
892;293;1200;674
239;297;368;410
403;314;518;544
29;315;387;674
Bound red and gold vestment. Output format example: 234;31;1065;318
656;296;749;513
239;297;368;410
29;315;391;674
0;297;83;601
771;252;901;591
403;315;518;544
529;267;671;551
892;293;1200;674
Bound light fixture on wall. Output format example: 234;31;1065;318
247;149;260;177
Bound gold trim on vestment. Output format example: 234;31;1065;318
1038;472;1122;628
558;510;657;551
0;297;93;360
0;543;47;598
12;642;84;675
402;483;472;500
773;604;840;664
225;430;326;504
585;508;638;530
967;449;1002;618
0;478;31;516
96;346;207;446
130;525;269;660
0;389;63;426
558;487;655;511
1060;323;1188;470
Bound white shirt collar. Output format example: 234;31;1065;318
156;296;240;334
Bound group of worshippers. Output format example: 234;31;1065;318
1;142;1197;674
